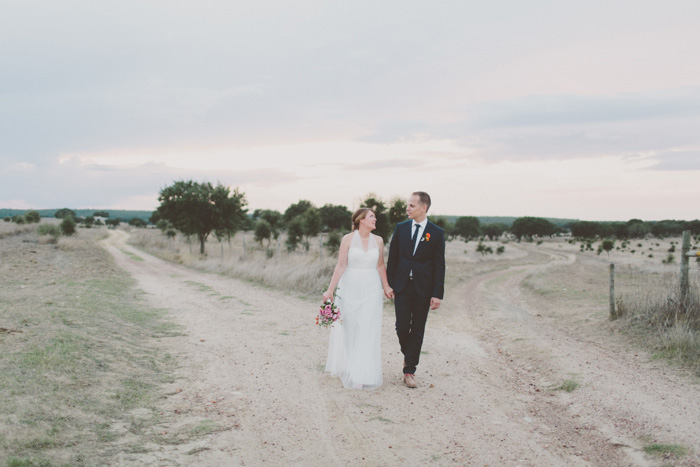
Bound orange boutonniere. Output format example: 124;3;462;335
422;233;431;242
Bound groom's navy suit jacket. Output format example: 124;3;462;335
387;220;445;300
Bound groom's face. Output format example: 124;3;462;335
406;195;427;221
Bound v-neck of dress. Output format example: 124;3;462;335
355;232;371;253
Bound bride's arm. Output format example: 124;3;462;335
375;237;394;299
322;234;351;302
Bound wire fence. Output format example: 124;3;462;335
612;245;700;331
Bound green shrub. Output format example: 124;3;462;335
24;211;41;223
60;216;76;236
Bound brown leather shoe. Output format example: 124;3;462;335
404;373;417;388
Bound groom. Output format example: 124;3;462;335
387;191;446;388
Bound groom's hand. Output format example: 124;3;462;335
384;286;394;300
430;297;441;310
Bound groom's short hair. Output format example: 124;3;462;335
412;191;431;211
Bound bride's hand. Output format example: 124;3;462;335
383;286;394;300
322;290;334;303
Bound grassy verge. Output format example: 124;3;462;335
615;268;700;373
128;229;336;295
0;228;178;466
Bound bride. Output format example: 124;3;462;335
323;208;394;390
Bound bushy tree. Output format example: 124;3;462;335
286;217;304;251
254;219;272;246
129;218;147;228
105;218;121;229
510;217;556;241
55;208;76;219
455;216;480;240
325;231;342;254
24;211;41;223
601;239;614;255
157;180;248;254
481;223;507;240
12;215;26;224
60;216;76;236
253;209;283;238
319;204;351;232
93;211;109;218
362;194;390;241
570;221;600;239
284;200;314;224
301;208;322;248
388;197;408;235
626;219;650;238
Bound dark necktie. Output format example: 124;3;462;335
411;223;420;254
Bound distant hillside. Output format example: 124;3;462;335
0;208;154;222
434;215;578;227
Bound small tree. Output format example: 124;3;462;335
301;208;322;250
60;216;76;236
325;231;342;254
510;217;556;241
319;204;352;232
157;180;248;254
455;216;480;241
254;220;272;246
362;194;390;242
129;218;147;228
286;217;304;251
24;211;41;223
601;239;614;256
481;223;507;240
105;218;121;229
388;197;408;235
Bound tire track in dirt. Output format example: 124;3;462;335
450;244;700;466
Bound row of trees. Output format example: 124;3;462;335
569;219;700;240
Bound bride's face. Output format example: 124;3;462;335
360;211;377;231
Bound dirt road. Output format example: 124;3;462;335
102;231;700;466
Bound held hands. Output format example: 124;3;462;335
322;290;334;303
383;285;394;300
430;297;441;310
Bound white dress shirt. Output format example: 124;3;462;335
412;218;428;255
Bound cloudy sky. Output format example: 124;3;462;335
2;1;700;221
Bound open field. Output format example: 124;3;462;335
3;225;700;465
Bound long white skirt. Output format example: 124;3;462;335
325;267;383;390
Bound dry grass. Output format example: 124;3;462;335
0;221;36;238
615;266;700;369
0;227;179;465
129;229;337;296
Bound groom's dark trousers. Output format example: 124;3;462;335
387;220;445;375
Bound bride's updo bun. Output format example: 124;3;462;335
351;208;372;231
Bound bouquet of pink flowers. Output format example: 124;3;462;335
316;299;341;327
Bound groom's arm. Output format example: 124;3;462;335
431;228;446;301
387;224;400;288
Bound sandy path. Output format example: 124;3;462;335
102;231;700;466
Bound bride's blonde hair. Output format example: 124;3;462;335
351;208;373;231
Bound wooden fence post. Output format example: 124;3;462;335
681;230;691;309
609;263;616;319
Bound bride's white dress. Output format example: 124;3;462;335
325;232;383;390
